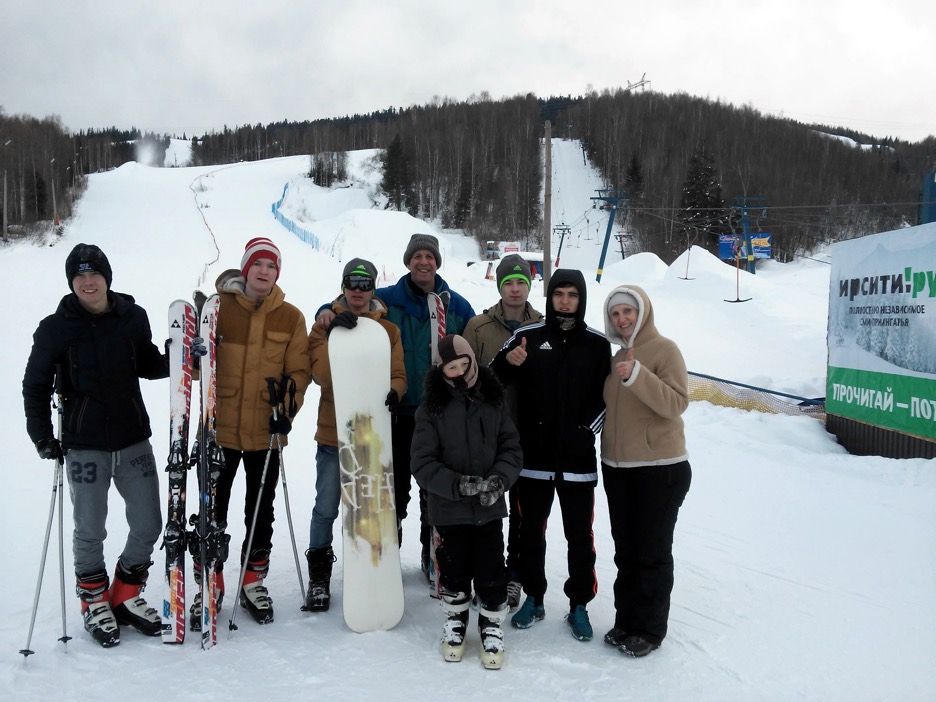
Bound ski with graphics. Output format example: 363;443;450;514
161;300;197;644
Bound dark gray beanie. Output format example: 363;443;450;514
65;243;112;289
403;233;442;269
496;254;532;291
342;257;378;281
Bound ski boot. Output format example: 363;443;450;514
110;561;161;636
77;571;120;648
478;602;508;670
240;549;274;624
439;590;470;662
304;547;336;612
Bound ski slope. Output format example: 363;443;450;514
2;143;934;701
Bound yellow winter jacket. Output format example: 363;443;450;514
214;270;311;452
308;296;407;447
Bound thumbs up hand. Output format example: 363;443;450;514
616;347;636;382
507;337;528;366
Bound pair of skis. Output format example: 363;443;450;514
161;295;224;648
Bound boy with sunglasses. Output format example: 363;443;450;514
304;258;407;612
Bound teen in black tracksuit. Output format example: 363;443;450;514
490;269;611;640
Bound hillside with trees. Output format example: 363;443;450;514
3;90;934;260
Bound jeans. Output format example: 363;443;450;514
308;444;340;551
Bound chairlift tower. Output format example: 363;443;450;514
590;189;628;283
731;197;767;274
553;224;571;268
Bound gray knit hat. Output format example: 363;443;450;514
496;254;532;291
66;243;113;289
342;257;378;281
403;233;442;269
607;291;639;312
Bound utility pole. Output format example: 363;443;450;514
542;120;552;293
50;158;58;229
1;139;9;242
590;189;628;283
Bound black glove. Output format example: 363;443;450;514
458;475;483;497
190;337;208;369
478;475;505;507
269;413;292;436
164;337;172;356
36;438;64;461
327;310;358;337
385;389;400;411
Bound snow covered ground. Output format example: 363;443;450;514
2;142;934;701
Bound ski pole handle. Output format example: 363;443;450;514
281;373;297;418
265;377;281;413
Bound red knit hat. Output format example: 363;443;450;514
241;237;281;281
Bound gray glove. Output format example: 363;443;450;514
458;475;483;497
478;475;505;507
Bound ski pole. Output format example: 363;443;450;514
228;377;281;632
54;367;71;649
275;374;306;606
21;366;71;656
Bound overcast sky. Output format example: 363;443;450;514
3;0;933;143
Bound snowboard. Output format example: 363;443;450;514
328;317;404;633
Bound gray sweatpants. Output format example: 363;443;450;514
66;439;162;577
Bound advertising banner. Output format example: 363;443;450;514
827;225;936;440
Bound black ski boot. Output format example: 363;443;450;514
304;547;336;612
240;549;274;624
77;571;120;648
110;561;161;636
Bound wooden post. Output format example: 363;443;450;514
542;121;552;293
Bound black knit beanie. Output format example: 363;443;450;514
65;243;113;289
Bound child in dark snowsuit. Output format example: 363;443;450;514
411;335;522;669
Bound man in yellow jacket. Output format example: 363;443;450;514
192;237;311;629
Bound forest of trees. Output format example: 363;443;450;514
3;91;934;261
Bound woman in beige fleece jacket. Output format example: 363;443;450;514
600;284;691;659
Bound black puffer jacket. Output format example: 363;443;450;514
411;366;522;527
23;291;168;451
490;269;611;483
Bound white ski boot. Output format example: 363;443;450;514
478;602;508;670
440;590;470;662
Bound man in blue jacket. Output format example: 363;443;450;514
23;243;168;648
317;234;475;577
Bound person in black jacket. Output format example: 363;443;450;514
411;335;522;669
22;243;168;648
490;268;611;642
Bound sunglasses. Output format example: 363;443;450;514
343;274;375;292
